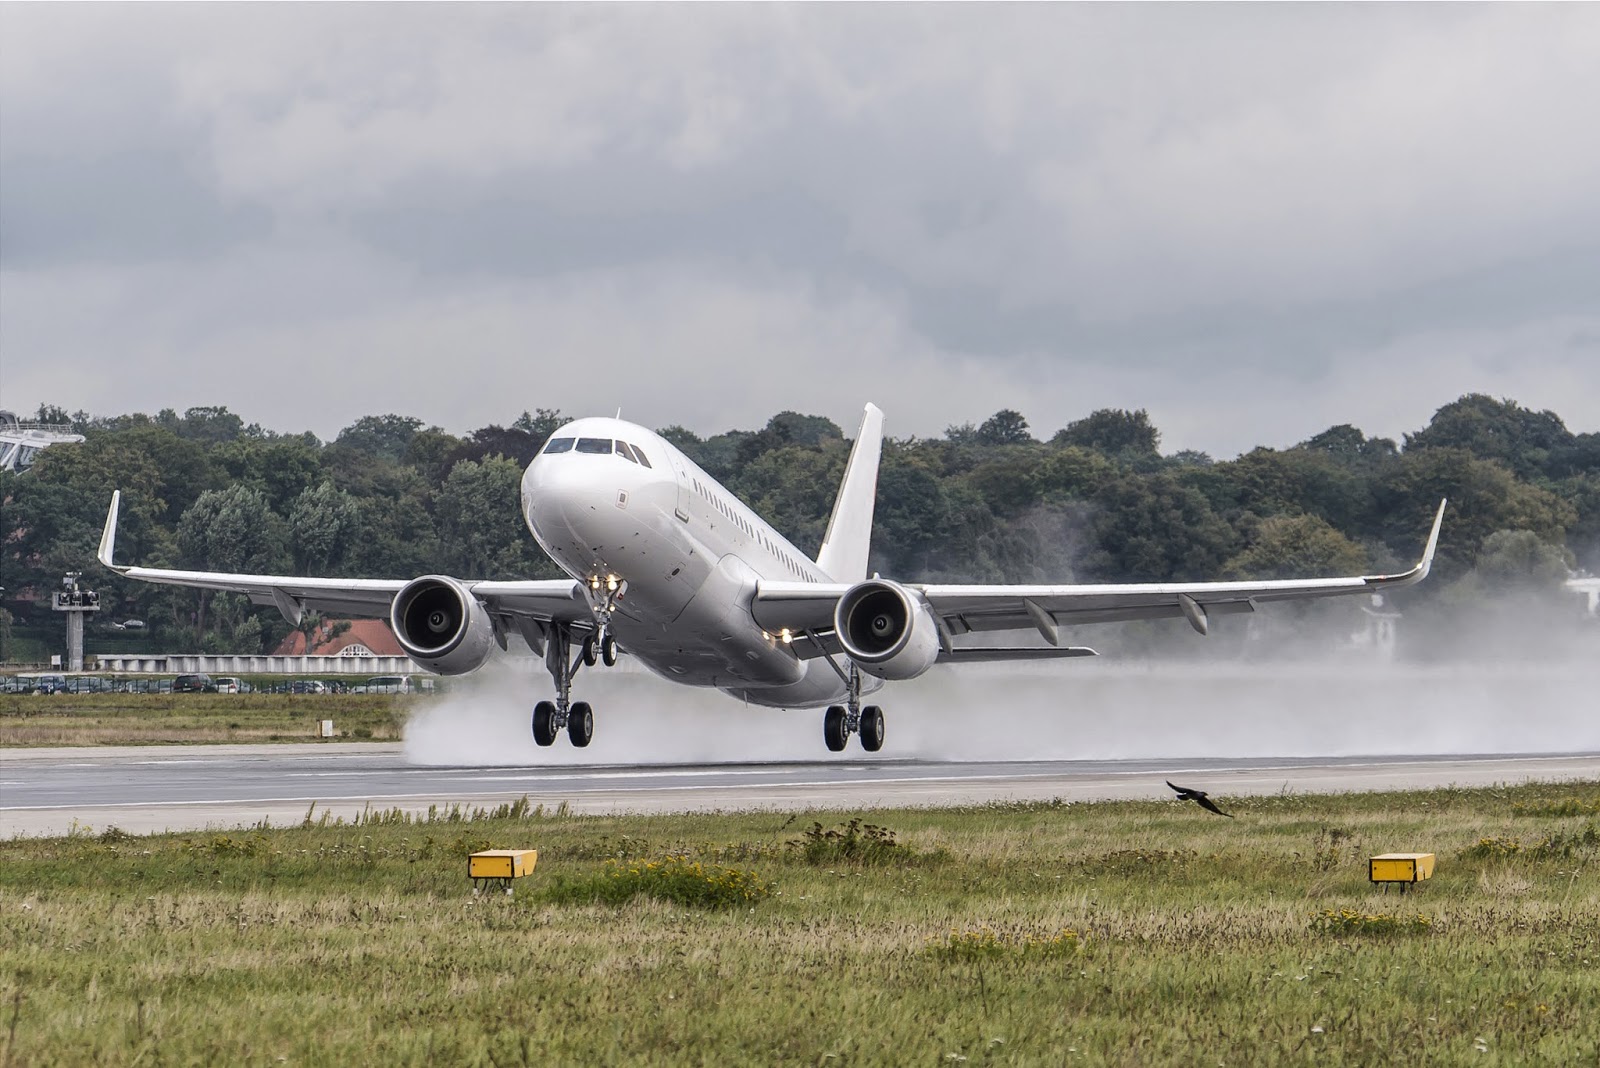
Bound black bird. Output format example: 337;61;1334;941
1166;780;1233;818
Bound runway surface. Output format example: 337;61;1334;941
4;744;1597;838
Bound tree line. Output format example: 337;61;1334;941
1;395;1594;657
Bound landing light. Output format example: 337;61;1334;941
606;575;619;592
780;628;793;644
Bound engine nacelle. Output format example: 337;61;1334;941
834;579;941;681
390;576;495;676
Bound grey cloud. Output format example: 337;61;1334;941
2;5;1597;454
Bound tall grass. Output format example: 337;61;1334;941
0;692;413;746
1;780;1597;1065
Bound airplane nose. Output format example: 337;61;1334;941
522;451;647;554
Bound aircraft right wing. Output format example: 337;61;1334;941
752;499;1447;656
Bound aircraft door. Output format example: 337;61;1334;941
668;453;691;522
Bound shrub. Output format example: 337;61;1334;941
1463;836;1523;859
929;926;1084;961
790;819;904;866
1462;828;1600;861
545;856;771;910
1309;909;1433;937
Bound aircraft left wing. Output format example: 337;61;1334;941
96;491;592;627
753;499;1447;657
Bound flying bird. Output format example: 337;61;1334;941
1166;781;1233;818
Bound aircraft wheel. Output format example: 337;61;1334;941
859;705;885;752
532;701;559;747
581;635;598;667
601;633;618;667
823;705;849;752
568;701;594;748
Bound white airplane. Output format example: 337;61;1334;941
97;404;1447;753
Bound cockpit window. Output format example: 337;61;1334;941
614;441;638;463
575;437;613;454
543;437;575;454
627;443;652;468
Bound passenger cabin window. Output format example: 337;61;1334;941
575;438;613;454
543;437;575;454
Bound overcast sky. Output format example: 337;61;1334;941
3;5;1597;457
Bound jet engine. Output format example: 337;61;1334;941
834;579;940;681
390;576;495;675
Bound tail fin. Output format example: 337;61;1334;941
815;403;884;582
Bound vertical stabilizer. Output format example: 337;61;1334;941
815;403;884;582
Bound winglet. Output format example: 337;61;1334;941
1417;497;1447;581
815;403;884;583
98;491;125;572
1370;497;1446;589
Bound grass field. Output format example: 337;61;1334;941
0;692;414;746
2;781;1598;1066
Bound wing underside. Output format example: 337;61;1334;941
96;491;592;631
755;499;1447;662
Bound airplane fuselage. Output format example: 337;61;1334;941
520;417;877;709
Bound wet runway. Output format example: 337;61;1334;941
4;744;1597;837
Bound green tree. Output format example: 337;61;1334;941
1404;394;1573;480
176;485;287;643
434;457;550;579
334;415;427;462
975;410;1033;447
1378;448;1575;579
173;406;247;446
1052;409;1160;460
1224;515;1368;580
289;482;362;576
1086;474;1237;581
1471;529;1572;594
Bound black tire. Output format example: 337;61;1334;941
823;705;849;752
532;701;558;747
601;633;618;667
568;701;594;747
859;705;885;752
581;635;598;667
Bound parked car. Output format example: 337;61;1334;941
289;679;327;694
172;673;215;693
212;676;242;694
63;676;109;694
0;676;33;694
32;674;67;695
361;675;416;694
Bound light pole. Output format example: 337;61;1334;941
52;571;100;672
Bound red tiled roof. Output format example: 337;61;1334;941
272;618;405;657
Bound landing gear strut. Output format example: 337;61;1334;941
531;625;586;747
818;656;886;753
531;578;627;747
529;631;599;748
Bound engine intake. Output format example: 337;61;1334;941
834;579;940;681
390;576;495;676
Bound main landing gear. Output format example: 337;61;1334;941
820;659;885;754
531;625;594;748
532;579;625;748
